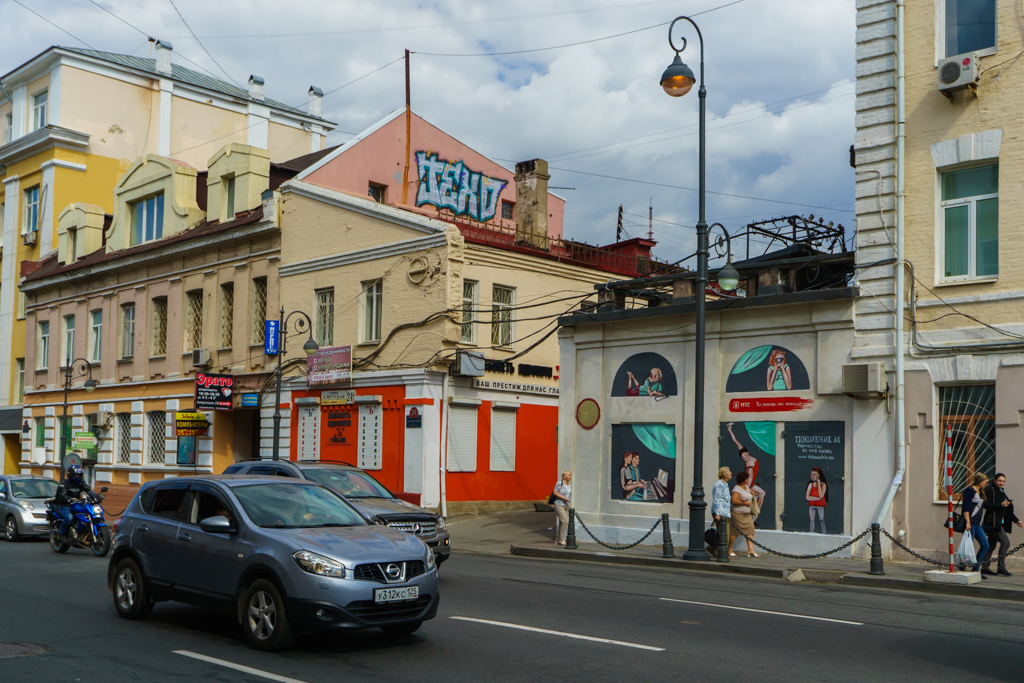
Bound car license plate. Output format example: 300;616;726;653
374;586;419;604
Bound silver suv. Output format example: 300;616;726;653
107;475;438;651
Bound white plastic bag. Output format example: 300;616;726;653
957;530;978;567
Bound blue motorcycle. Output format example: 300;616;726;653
46;488;111;557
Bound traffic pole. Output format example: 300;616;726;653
946;425;954;573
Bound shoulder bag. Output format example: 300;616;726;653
944;498;966;534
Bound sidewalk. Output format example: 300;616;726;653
447;509;1024;603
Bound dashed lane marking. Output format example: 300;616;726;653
659;598;863;625
173;650;308;683
449;616;665;650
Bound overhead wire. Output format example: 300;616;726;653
167;0;242;87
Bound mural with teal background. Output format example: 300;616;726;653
726;345;809;393
718;421;777;530
610;424;676;503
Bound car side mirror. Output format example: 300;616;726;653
199;515;234;534
101;487;108;493
0;492;5;500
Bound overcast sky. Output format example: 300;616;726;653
3;0;856;265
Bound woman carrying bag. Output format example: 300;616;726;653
552;471;573;546
961;472;991;578
729;471;759;558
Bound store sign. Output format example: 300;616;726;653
175;412;210;436
240;393;259;408
472;378;559;396
307;346;352;385
72;432;97;449
322;389;356;405
265;320;279;355
195;372;234;411
729;397;813;413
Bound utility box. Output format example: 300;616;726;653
938;52;979;96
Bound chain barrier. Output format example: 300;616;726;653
878;528;947;567
572;511;662;551
728;520;872;560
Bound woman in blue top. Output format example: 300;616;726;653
962;472;991;577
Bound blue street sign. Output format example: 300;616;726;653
265;320;280;355
241;393;259;408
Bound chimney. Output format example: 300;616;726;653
248;75;265;101
155;40;173;76
307;86;324;118
514;159;551;250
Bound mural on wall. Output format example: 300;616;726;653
783;422;845;535
726;345;810;393
415;152;508;221
610;424;675;503
611;352;678;399
718;422;776;530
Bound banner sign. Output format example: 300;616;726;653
195;372;234;411
729;397;813;413
175;411;210;436
72;432;97;449
472;378;559;396
307;346;352;385
265;320;280;355
322;389;356;405
240;393;259;408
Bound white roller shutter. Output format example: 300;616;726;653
447;405;478;472
489;408;516;472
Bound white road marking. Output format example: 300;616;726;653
449;616;665;651
659;598;863;625
173;650;309;683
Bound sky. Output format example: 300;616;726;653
1;0;856;266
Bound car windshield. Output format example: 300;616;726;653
11;479;58;499
303;468;393;499
231;483;367;528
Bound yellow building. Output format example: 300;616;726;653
0;42;335;473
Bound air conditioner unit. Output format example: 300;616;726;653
95;411;113;429
450;351;485;377
843;363;886;399
938;52;979;97
192;348;212;368
22;231;37;246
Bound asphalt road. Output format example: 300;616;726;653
2;538;1024;682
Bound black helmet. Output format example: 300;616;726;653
67;464;84;481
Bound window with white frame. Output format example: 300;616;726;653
151;297;167;356
32;91;47;131
461;280;477;343
943;0;997;57
116;412;132;464
224;176;236;220
120;304;135;359
23;186;39;234
146;411;166;464
447;405;478;472
130;194;165;246
89;310;102;362
941;163;998;280
219;283;234;348
491;285;515;347
61;315;75;367
3;113;11;143
316;288;335;347
360;280;382;344
17;291;26;320
37;320;49;370
16;358;24;403
35;417;45;448
251;277;267;345
185;290;204;351
489;407;516;471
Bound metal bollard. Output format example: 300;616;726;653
660;513;674;558
869;522;885;575
565;508;578;550
717;516;731;563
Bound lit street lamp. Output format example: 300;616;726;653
271;308;319;461
59;355;96;467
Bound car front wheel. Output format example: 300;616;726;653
113;558;154;620
242;579;295;651
5;516;20;542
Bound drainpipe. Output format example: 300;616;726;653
439;371;449;518
876;0;906;527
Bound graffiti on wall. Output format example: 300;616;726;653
611;352;678;399
726;345;810;393
611;424;675;503
416;153;508;221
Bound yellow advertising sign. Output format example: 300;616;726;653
175;412;210;436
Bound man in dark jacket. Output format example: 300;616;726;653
54;464;91;538
983;473;1023;576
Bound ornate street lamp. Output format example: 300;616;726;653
59;355;96;466
271;308;318;460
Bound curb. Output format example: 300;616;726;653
839;574;1024;603
510;545;784;579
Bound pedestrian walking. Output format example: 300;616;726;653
729;471;758;558
982;473;1023;576
709;466;732;552
962;472;991;578
552;470;572;546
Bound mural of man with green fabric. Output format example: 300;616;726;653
611;424;675;503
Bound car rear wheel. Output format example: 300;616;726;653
113;558;154;620
242;579;294;651
4;516;20;542
380;620;423;636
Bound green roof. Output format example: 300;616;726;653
61;46;318;119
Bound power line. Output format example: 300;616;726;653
12;0;96;49
167;0;242;88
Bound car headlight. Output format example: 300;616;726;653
293;550;346;578
426;549;436;570
19;502;34;511
436;516;446;531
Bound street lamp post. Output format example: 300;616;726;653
661;18;739;560
270;307;319;461
59;355;96;467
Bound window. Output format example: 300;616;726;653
501;200;514;221
941;163;998;280
89;310;102;362
16;358;24;403
316;288;335;347
945;0;996;57
368;182;386;203
61;315;75;367
3;113;11;143
141;486;188;520
490;407;516;471
361;280;382;343
185;290;204;351
146;411;166;464
461;280;477;343
251;277;268;345
224;176;236;219
219;283;234;348
67;227;78;262
491;286;515;347
130;194;165;246
447;405;478;472
32;91;47;131
17;291;26;320
23;186;39;234
82;414;99;460
35;417;45;448
151;297;167;356
938;384;995;500
120;304;135;359
36;321;49;370
116;412;132;464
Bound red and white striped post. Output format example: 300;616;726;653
945;425;955;573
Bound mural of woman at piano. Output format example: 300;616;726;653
619;452;646;501
611;424;676;503
726;423;766;522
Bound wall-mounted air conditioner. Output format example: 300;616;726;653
938;52;979;97
22;232;37;246
192;348;212;368
843;363;886;399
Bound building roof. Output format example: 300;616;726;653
272;145;340;173
59;47;326;121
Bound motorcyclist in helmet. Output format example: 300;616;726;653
54;464;91;539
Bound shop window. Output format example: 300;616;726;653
448;405;478;472
937;384;995;500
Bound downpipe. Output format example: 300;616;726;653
440;372;450;519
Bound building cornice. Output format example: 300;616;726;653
0;125;90;168
280;232;448;278
283;179;450;236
